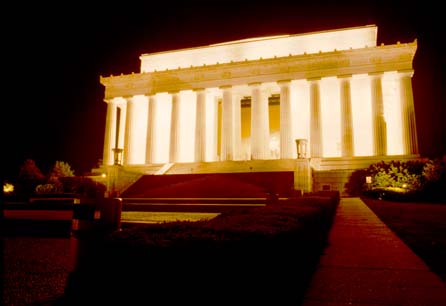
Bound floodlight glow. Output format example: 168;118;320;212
100;24;418;173
152;93;171;163
177;90;196;162
205;91;218;161
124;95;148;164
3;182;14;194
292;80;310;157
320;77;341;157
382;71;403;155
233;94;242;161
140;25;377;72
351;75;373;156
269;132;280;159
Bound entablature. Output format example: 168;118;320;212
100;41;416;100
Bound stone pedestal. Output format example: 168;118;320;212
294;159;312;193
106;165;121;198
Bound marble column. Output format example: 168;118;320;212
278;80;293;159
102;100;117;165
339;75;354;157
145;95;157;164
250;82;270;159
169;92;181;162
123;96;148;165
233;92;242;160
220;86;234;160
309;78;323;158
123;97;135;165
211;96;219;161
370;73;387;156
398;70;418;155
194;89;207;162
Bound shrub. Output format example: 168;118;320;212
423;159;445;183
344;168;369;196
59;177;106;198
35;183;58;194
48;161;75;184
369;160;424;190
346;158;446;201
421;158;446;201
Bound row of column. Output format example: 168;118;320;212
102;70;418;166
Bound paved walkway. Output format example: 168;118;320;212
302;197;446;306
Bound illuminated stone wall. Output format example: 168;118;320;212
100;25;418;167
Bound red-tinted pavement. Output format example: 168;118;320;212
3;237;75;306
302;197;446;306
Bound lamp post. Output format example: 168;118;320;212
112;148;123;166
366;176;372;191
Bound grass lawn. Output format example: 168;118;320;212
121;211;219;224
361;197;446;282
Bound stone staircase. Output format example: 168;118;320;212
164;159;297;174
105;154;421;197
121;171;295;199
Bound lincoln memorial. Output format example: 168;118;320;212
98;25;419;195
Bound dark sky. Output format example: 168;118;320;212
4;1;445;179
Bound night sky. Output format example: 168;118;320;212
4;1;445;179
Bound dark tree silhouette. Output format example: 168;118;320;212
17;159;45;195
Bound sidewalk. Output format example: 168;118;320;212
302;197;446;306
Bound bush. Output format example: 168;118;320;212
421;158;446;202
369;160;424;190
59;177;106;198
346;158;446;202
345;168;369;196
35;183;58;194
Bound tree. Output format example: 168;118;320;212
17;159;45;195
46;161;75;193
18;159;44;181
422;158;446;201
48;161;75;183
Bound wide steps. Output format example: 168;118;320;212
121;171;295;198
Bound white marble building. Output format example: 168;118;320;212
98;25;419;195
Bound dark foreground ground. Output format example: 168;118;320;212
3;196;336;306
362;197;446;282
2;229;75;305
3;197;446;305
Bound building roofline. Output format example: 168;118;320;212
140;24;377;58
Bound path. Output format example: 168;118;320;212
302;197;446;306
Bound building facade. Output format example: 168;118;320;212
98;25;419;195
